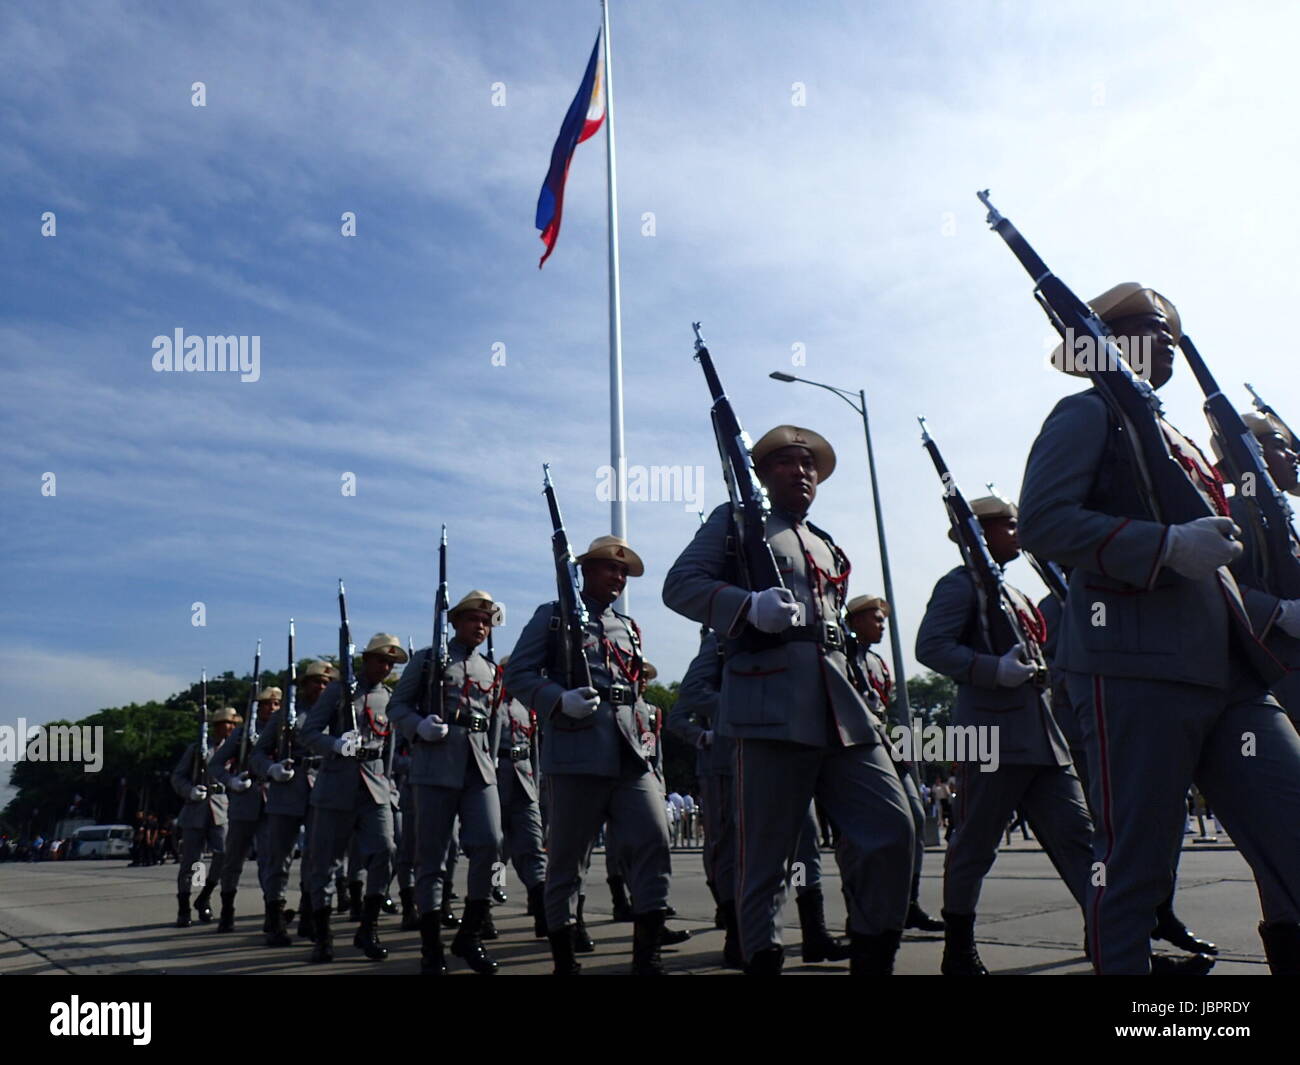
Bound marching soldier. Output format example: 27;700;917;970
301;632;406;963
846;595;946;934
390;734;420;930
915;496;1093;974
495;655;548;939
1217;409;1300;722
663;426;915;975
669;632;742;967
171;706;238;927
1019;282;1300;974
506;535;674;976
252;660;336;946
210;687;279;933
388;591;505;976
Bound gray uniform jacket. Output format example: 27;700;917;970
388;639;501;789
1018;389;1285;690
661;502;884;748
250;705;317;818
301;678;393;810
668;632;735;778
171;742;229;828
1229;493;1300;711
210;725;267;822
496;694;540;802
916;566;1070;766
504;594;654;777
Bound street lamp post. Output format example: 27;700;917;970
769;372;913;738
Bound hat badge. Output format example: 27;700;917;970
616;547;625;557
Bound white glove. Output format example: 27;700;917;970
331;730;361;758
1276;599;1300;639
747;587;803;633
698;731;714;750
995;647;1037;688
417;715;449;742
188;785;208;802
560;686;600;719
1163;516;1242;579
228;771;252;793
268;762;295;783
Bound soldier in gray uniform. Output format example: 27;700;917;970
389;591;505;976
915;496;1093;974
252;660;336;946
301;632;406;963
846;595;945;934
1019;282;1300;974
495;655;548;939
663;426;914;975
1217;409;1300;723
210;687;279;933
171;706;237;927
389;734;419;930
668;632;742;967
506;535;673;976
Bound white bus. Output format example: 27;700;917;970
71;824;134;859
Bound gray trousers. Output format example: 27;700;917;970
901;770;926;904
791;805;823;896
220;816;271;896
413;776;502;913
942;760;1092;916
265;809;311;902
700;773;736;903
735;738;913;960
307;798;394;909
1066;669;1300;974
545;760;671;930
393;805;415;892
178;823;226;893
498;768;546;891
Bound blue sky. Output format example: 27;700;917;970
3;0;1299;804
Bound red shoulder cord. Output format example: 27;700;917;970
792;525;852;625
500;687;536;740
603;616;643;685
870;654;893;705
1162;423;1230;517
1014;600;1048;648
363;695;390;737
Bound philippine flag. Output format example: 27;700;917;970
535;30;606;268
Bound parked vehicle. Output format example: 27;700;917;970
71;824;133;859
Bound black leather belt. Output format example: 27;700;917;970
500;744;530;762
596;683;633;706
357;744;385;760
779;621;845;651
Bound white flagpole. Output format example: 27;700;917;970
601;0;629;612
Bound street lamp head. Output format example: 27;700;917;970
769;371;796;382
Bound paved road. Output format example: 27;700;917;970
0;838;1267;975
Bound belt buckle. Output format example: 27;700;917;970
822;621;843;651
609;683;629;705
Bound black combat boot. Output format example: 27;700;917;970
176;893;192;928
264;899;292;947
216;891;236;933
381;895;397;915
1153;900;1217;955
528;883;547;939
1258;921;1300;975
310;907;334;963
480;906;499;941
574;894;595;953
850;929;902;975
608;876;633;922
491;885;508;904
347;880;363;922
261;901;274;934
193;884;215;923
631;911;667;975
660;922;692;946
352;894;388;961
399;887;419;931
450;899;498;974
744;945;784;975
334;877;349;914
296;893;316;941
440;882;461;928
720;901;744;970
419;911;446;975
796;889;850;962
1150;953;1215;975
905;901;946;932
549;926;581;976
940;911;989;975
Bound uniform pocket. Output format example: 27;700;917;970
723;647;790;726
